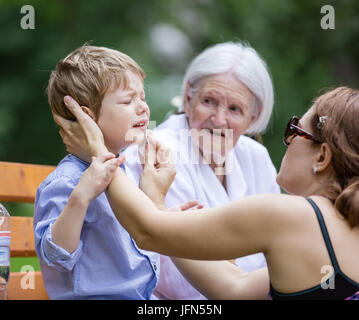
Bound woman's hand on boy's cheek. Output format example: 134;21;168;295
63;95;107;156
53;111;96;163
52;96;108;161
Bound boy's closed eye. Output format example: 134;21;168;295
121;100;132;105
118;97;132;105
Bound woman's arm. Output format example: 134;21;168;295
106;162;290;260
171;258;269;300
60;94;297;261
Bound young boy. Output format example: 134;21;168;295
34;45;159;299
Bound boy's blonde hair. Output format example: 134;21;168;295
47;44;145;120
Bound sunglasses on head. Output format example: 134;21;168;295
283;116;321;146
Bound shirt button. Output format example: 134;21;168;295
153;264;157;271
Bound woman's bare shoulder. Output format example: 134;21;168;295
231;193;312;214
228;193;317;232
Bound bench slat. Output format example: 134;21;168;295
10;216;36;257
6;271;49;300
0;161;55;299
0;161;55;203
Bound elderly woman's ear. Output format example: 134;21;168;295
250;103;260;123
247;98;262;127
184;82;192;115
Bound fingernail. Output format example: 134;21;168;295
64;96;72;104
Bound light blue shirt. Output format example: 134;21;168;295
34;154;159;300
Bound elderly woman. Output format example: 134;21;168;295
124;42;280;299
56;42;280;300
63;86;359;300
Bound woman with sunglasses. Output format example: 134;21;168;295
61;86;359;300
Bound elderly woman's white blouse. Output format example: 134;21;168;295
124;114;280;300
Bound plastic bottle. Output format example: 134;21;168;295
0;203;10;300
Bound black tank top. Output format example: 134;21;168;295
269;198;359;300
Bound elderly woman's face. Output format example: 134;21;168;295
185;73;256;157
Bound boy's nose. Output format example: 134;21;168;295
136;99;149;114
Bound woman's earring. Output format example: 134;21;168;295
313;166;318;174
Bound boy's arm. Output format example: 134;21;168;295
52;154;123;253
51;189;92;254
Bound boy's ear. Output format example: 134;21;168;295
81;106;96;121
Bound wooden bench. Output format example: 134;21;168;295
0;161;55;300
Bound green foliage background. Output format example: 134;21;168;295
1;0;358;221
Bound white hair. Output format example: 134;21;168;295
179;41;274;135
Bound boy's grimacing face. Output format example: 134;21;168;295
96;71;150;154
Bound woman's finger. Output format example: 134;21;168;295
180;200;201;211
105;158;125;178
95;152;116;164
59;128;71;142
63;95;91;125
146;131;169;164
114;157;123;167
52;112;72;130
144;136;156;166
168;200;202;212
117;154;126;166
146;131;167;165
107;158;120;171
156;142;173;168
146;130;156;146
